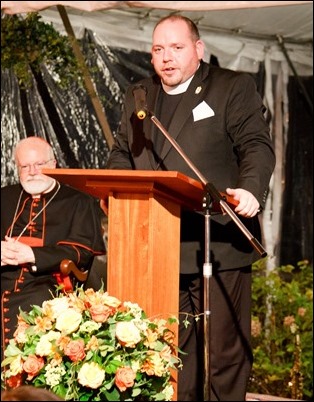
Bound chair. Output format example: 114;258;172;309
57;259;88;292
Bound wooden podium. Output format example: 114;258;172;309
44;168;205;399
44;169;205;315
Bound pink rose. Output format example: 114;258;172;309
115;367;136;392
89;304;113;323
64;339;86;362
23;355;44;380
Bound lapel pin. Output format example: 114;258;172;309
195;86;202;94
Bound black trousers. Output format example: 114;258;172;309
177;267;253;401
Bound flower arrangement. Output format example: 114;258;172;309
1;286;182;401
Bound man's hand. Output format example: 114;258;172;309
1;236;35;266
226;188;260;217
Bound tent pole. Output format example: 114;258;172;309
57;5;115;150
277;35;313;114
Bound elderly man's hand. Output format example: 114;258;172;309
1;236;35;266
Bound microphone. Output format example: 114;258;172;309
132;84;147;119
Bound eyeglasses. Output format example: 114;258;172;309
18;159;54;172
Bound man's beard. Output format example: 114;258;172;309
21;177;54;195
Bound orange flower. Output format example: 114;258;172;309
56;335;71;351
163;329;175;344
6;373;24;389
141;351;165;377
13;321;29;344
50;354;63;366
86;335;99;351
159;345;173;362
34;315;53;332
143;328;158;348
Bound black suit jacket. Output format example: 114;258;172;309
107;61;276;273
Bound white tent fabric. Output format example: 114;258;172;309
1;1;312;13
1;1;313;267
2;1;313;75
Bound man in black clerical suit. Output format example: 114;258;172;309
1;136;106;359
106;15;276;401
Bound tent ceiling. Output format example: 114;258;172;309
1;1;313;44
1;1;313;75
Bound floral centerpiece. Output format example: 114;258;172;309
1;286;182;401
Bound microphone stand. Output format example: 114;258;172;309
148;111;267;401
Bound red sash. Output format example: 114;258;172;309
16;236;43;247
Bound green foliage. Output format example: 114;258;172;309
249;259;313;400
1;12;81;89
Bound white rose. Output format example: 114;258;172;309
102;293;121;308
35;331;60;356
42;297;70;319
55;309;82;334
78;362;105;389
36;337;54;356
115;321;142;347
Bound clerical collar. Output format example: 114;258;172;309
162;75;194;95
162;63;201;95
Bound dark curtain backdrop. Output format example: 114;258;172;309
1;29;154;186
279;76;313;265
1;29;312;266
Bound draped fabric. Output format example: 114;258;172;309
279;76;313;265
1;29;153;186
1;29;312;266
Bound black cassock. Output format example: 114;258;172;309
1;181;106;356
